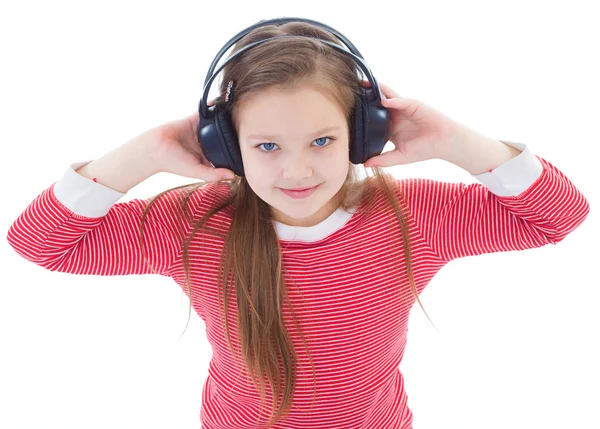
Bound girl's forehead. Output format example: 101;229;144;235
237;91;345;136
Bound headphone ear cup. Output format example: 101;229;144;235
214;105;245;176
350;90;369;164
351;86;391;164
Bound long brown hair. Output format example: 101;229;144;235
139;20;437;427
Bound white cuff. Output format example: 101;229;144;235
52;161;126;218
471;140;544;197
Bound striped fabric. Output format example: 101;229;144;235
7;141;589;428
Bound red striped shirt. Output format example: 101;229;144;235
6;141;590;428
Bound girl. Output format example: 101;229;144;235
6;19;590;429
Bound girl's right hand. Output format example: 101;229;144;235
147;99;237;182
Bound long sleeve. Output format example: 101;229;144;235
6;161;204;276
398;140;590;263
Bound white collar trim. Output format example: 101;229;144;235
273;205;358;242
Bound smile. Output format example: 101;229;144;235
278;184;320;199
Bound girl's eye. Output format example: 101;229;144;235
255;136;336;153
257;142;277;152
313;136;332;147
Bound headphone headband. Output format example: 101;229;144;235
199;17;384;119
199;35;384;119
203;17;364;83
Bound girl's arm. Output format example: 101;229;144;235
7;138;204;277
398;141;590;263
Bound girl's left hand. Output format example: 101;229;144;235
361;80;460;168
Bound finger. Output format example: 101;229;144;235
185;111;201;134
196;155;236;180
364;150;410;168
378;81;402;99
215;168;236;180
363;79;395;101
371;80;393;101
380;96;414;109
194;165;236;182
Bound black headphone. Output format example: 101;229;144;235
197;17;391;177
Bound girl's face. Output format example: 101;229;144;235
237;84;350;227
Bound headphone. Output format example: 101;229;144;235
197;17;391;177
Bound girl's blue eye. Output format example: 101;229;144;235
256;136;335;153
259;142;277;152
313;136;331;147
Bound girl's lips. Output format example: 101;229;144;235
284;186;315;191
279;184;320;199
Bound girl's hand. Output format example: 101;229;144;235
149;99;237;181
362;80;460;168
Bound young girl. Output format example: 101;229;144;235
6;19;590;429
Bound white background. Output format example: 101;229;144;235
1;1;598;428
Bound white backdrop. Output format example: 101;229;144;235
1;1;598;428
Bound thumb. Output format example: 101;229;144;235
364;150;409;168
215;168;237;180
183;163;237;182
187;110;200;128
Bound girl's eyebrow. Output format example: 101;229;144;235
247;125;341;141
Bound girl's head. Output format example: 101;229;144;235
212;21;366;227
141;19;434;428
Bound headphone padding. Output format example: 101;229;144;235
214;105;245;176
350;90;369;164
